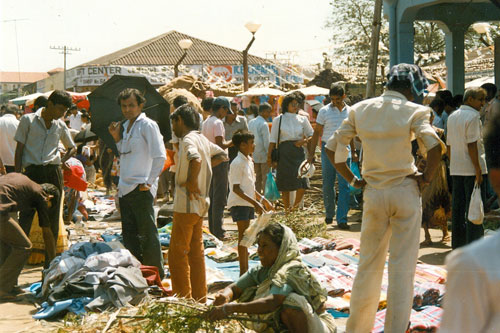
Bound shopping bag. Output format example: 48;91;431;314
468;183;484;225
240;212;273;248
264;172;280;201
349;162;362;195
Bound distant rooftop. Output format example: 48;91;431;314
0;71;49;83
80;30;267;67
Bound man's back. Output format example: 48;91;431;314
0;173;45;214
0;114;19;166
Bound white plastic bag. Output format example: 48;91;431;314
468;183;484;225
240;212;273;248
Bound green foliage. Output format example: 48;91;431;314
270;210;328;240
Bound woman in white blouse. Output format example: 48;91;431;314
267;93;314;210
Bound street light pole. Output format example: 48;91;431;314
243;22;261;92
174;39;193;78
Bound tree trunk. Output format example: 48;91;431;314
365;0;383;98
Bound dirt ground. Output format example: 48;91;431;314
0;207;453;333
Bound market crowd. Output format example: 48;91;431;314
1;62;499;332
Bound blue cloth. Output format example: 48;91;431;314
33;297;93;319
321;142;350;224
101;233;123;243
67;242;113;259
205;257;260;282
159;233;170;246
432;111;444;129
327;309;349;318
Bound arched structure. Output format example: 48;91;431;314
384;0;500;94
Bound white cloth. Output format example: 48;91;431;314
174;130;226;216
439;232;500;333
327;90;444;189
0;114;19;166
68;112;83;130
248;115;270;163
270;112;313;143
446;104;488;176
201;115;227;154
116;113;166;197
227;152;256;208
316;103;350;143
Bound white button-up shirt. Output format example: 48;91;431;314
174;130;226;216
69;112;83;131
0;114;20;166
116;113;166;197
227;152;256;208
248;115;270;163
327;90;444;189
447;104;488;176
439;232;500;333
316;103;350;143
270;112;314;143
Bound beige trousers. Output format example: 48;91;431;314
346;178;421;333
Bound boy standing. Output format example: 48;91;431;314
227;131;272;275
248;103;271;194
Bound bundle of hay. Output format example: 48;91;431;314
159;88;203;115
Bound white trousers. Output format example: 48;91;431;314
346;178;421;333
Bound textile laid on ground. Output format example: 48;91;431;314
372;306;443;333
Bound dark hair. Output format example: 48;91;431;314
34;96;48;110
5;104;18;115
481;83;497;101
170;104;199;130
386;78;412;92
48;90;72;108
259;102;272;113
249;103;259;117
292;91;305;103
329;84;345;97
69;104;77;111
201;97;214;112
257;222;284;248
453;94;464;107
281;94;299;113
117;88;146;106
173;95;189;109
41;183;60;217
436;90;453;101
81;112;90;121
429;98;445;112
232;130;254;148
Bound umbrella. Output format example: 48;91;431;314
237;87;285;96
88;75;171;155
305;99;323;113
74;126;98;143
292;85;329;96
9;92;45;105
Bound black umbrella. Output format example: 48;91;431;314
88;75;171;155
74;126;98;143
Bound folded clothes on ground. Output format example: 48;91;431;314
372;306;443;332
297;238;324;254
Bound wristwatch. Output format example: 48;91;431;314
350;176;359;187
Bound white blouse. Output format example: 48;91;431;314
270;112;313;143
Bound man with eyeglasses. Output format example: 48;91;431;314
109;88;166;278
446;87;488;249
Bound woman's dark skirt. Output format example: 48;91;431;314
276;141;309;191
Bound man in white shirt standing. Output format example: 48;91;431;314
326;64;443;332
248;103;271;194
0;105;20;173
68;105;83;131
201;97;232;240
446;87;488;249
169;104;227;302
308;84;357;229
109;88;166;278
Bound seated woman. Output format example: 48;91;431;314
206;223;336;333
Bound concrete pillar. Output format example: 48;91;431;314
387;2;398;67
495;37;500;90
396;22;415;64
444;25;467;95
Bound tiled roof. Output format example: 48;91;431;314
80;30;267;66
0;71;49;83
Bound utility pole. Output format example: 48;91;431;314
365;0;383;98
50;46;80;90
2;18;28;94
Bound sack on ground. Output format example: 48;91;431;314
468;183;484;225
264;172;280;201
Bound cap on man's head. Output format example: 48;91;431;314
386;63;429;96
212;97;232;114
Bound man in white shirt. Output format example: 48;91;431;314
0;105;20;173
169;104;227;302
446;87;488;249
201;97;233;240
308;84;357;229
109;88;166;278
68;105;83;130
248;103;271;194
326;64;443;333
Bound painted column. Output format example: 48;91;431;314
387;1;398;67
396;22;415;64
495;37;500;90
444;24;467;95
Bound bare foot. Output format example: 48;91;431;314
441;234;450;242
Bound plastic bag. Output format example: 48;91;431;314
468;183;484;225
240;213;273;248
349;162;362;195
264;172;280;201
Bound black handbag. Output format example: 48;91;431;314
271;116;282;162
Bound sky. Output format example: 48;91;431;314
0;0;335;73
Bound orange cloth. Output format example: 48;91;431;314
168;212;207;303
